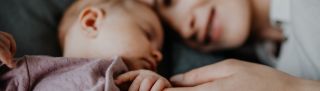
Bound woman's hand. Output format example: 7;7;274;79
165;59;320;91
115;70;171;91
0;32;16;68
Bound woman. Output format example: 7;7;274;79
143;0;320;90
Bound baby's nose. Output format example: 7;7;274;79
151;50;163;63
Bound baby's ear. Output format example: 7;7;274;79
79;7;105;38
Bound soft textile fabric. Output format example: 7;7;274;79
0;56;128;91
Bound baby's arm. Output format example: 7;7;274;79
115;70;171;91
0;32;16;68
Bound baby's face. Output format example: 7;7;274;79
63;1;163;71
155;0;251;52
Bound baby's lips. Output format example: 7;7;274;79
143;61;155;71
142;57;157;71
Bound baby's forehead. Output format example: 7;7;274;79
102;1;160;26
100;0;152;12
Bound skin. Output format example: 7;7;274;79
0;32;16;68
164;59;320;91
1;0;171;91
60;1;164;71
115;70;171;91
140;0;320;90
153;0;283;52
59;1;171;91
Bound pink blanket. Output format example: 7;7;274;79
0;56;128;91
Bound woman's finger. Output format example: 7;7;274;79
170;59;242;86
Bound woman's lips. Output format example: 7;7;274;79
204;9;222;45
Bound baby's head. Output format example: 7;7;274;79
59;0;163;71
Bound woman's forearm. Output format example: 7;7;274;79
297;79;320;91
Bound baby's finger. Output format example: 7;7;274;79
0;46;14;68
139;77;157;91
128;76;143;91
115;70;140;85
0;32;16;54
0;32;16;68
151;79;171;91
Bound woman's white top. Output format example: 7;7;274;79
257;0;320;80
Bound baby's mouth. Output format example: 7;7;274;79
141;57;157;71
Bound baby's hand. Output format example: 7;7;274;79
115;70;171;91
0;32;16;68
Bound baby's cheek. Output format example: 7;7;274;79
123;59;145;70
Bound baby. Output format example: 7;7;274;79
60;0;171;90
0;0;171;91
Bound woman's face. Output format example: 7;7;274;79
156;0;252;52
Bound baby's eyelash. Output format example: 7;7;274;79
140;25;154;41
144;30;154;41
